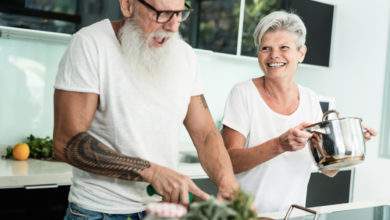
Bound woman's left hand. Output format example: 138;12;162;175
363;125;377;141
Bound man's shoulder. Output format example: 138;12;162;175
74;19;113;40
176;39;195;56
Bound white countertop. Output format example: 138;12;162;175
2;159;387;218
260;200;390;219
0;158;207;189
0;156;353;189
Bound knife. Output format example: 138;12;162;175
146;184;194;203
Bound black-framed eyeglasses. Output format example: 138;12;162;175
137;0;192;23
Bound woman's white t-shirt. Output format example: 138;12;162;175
222;79;322;213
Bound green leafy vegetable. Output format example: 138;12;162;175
3;146;13;159
227;190;257;220
181;190;257;220
26;135;54;159
182;197;237;220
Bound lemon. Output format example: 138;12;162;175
12;143;30;161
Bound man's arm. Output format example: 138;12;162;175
53;89;208;204
183;95;238;199
53;89;150;181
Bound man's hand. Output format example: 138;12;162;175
278;122;313;152
141;163;210;205
216;176;240;201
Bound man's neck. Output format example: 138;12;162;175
111;20;125;37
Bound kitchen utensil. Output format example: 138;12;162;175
258;204;318;220
146;185;194;203
306;110;366;170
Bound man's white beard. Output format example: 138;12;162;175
118;20;181;78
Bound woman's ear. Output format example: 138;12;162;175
298;45;307;63
119;0;135;18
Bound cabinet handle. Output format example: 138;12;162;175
24;184;59;189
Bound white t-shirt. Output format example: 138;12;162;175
54;19;203;214
222;79;322;213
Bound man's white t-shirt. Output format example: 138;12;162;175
222;80;322;213
54;19;203;214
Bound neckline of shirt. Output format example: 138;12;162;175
249;79;303;119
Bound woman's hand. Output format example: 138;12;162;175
319;168;338;177
278;122;313;152
363;125;377;141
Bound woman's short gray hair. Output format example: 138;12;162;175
253;10;307;50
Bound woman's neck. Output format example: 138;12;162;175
254;76;300;115
262;76;298;101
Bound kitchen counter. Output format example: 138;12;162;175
0;158;207;189
0;156;353;189
2;159;387;219
260;200;390;219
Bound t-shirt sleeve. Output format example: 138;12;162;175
54;33;100;94
222;85;250;137
189;49;204;96
191;69;203;96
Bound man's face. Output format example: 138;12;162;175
122;0;185;48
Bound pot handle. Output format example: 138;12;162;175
305;126;327;134
322;110;340;121
284;204;318;220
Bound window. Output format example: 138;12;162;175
0;0;120;34
241;0;282;56
182;0;334;67
0;0;334;66
380;29;390;158
0;0;79;33
180;0;240;54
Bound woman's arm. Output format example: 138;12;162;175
222;122;312;174
222;126;282;174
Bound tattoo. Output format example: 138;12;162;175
64;132;150;181
199;95;209;110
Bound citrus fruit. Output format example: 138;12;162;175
12;143;30;161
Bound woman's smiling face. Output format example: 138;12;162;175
257;30;306;79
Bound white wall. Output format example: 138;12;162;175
190;0;390;202
296;0;390;202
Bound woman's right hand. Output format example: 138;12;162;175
277;122;313;152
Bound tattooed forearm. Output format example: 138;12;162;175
64;132;150;181
199;95;209;110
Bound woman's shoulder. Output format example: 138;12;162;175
231;79;256;93
298;84;319;98
297;84;322;112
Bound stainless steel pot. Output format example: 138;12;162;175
306;110;366;170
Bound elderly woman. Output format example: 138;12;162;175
222;11;376;213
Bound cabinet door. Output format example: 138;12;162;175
306;170;351;207
193;170;352;208
0;185;70;219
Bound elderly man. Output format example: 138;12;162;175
53;0;238;219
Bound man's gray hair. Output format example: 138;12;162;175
253;10;307;50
